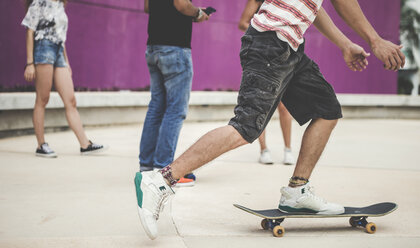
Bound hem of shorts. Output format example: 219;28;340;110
296;112;343;126
34;62;68;68
228;121;254;144
34;61;54;65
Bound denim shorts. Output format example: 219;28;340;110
34;39;67;67
229;26;342;143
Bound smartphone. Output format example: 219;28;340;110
203;7;216;15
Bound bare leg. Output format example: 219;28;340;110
33;64;54;147
277;102;292;149
258;129;267;151
292;118;338;180
171;125;248;179
54;67;90;148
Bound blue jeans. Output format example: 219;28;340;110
139;45;193;171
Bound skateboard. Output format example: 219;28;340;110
234;202;397;237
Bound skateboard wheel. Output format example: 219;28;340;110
261;219;269;230
273;225;285;237
366;222;376;234
349;217;358;227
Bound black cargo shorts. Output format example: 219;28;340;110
229;26;342;143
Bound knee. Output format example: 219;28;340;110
236;133;249;146
65;96;77;109
165;104;188;120
228;125;250;146
35;94;50;107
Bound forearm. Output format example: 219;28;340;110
173;0;199;17
330;0;381;46
25;29;34;64
238;22;249;32
238;0;261;32
313;7;352;51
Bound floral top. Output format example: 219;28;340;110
22;0;68;44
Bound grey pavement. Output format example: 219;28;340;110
0;119;419;247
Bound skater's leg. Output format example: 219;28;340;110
292;118;337;180
171;125;248;179
279;56;344;214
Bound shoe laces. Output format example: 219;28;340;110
305;186;327;204
41;143;53;153
91;143;102;149
153;188;171;220
89;141;102;149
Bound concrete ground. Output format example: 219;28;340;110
0;119;419;248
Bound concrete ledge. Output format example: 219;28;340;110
337;94;420;106
0;91;239;110
1;92;419;137
1;92;420;110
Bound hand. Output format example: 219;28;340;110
371;38;405;71
194;9;209;23
24;64;36;82
341;43;370;72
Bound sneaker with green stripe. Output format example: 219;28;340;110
278;183;344;215
134;171;174;240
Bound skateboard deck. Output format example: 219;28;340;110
234;202;397;237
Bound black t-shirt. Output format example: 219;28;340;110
147;0;193;48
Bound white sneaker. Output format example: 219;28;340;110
134;171;174;240
283;148;295;165
259;149;274;164
278;183;344;215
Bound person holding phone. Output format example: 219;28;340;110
239;0;295;165
22;0;106;157
139;0;210;186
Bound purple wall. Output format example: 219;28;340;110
0;0;400;93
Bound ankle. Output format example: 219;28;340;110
288;176;309;188
159;165;177;187
81;140;91;149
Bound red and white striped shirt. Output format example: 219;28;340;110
251;0;323;51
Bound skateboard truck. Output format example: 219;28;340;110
349;216;377;234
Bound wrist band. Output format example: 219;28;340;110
25;62;34;68
195;8;203;19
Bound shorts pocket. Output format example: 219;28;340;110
268;37;291;65
239;35;253;67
